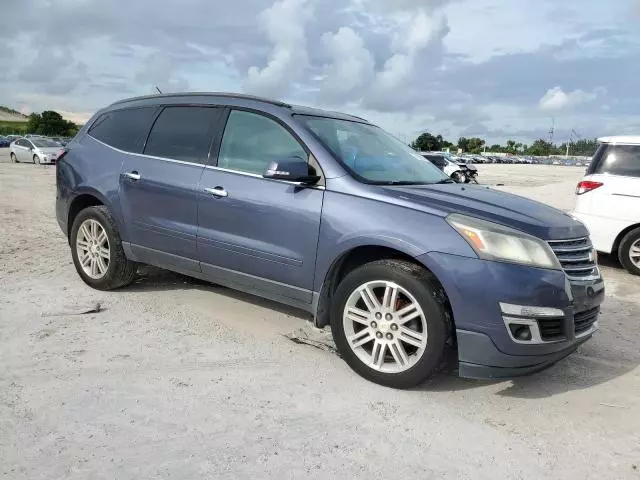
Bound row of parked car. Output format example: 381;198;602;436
0;134;71;148
459;154;591;167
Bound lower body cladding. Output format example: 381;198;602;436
418;252;605;379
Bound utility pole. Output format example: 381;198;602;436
548;117;555;145
565;129;580;157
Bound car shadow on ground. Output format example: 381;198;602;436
125;266;638;399
125;265;312;319
598;252;623;270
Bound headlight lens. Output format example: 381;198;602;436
447;214;561;269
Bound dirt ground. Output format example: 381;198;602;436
1;149;639;479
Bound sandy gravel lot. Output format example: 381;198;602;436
1;148;639;479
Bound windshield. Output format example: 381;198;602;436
297;116;449;185
32;138;61;148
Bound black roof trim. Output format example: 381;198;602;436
110;92;291;108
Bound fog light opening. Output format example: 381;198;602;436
509;324;532;341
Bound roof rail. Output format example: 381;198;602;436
110;92;291;108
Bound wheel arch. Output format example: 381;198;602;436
611;222;640;255
66;190;112;242
313;243;454;332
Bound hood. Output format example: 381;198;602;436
381;183;588;240
36;147;62;155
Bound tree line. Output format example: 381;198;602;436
0;110;79;136
410;132;599;157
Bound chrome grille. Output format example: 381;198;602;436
548;237;598;279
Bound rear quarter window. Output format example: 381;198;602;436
88;107;158;153
588;144;640;178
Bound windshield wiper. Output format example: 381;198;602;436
433;178;455;184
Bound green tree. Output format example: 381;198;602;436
571;138;598;156
441;139;455;151
411;132;442;151
527;139;553;156
467;137;485;154
27;110;77;136
505;139;519;154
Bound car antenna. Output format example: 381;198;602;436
154;85;162;94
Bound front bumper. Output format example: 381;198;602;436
418;252;605;379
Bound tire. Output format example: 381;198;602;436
33;154;40;164
70;205;137;290
330;259;451;389
451;171;465;183
618;227;640;276
10;152;18;163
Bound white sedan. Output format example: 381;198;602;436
10;137;63;164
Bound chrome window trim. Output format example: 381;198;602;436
87;134;326;190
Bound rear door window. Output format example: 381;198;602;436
88;107;157;153
589;144;640;178
144;106;219;164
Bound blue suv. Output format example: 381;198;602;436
56;93;604;388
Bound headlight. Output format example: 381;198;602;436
446;214;561;270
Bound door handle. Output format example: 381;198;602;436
123;171;140;181
204;186;228;198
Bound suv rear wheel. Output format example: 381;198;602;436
618;227;640;276
70;206;137;290
330;259;450;388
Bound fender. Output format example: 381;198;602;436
67;186;129;242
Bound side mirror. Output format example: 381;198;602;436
263;157;320;185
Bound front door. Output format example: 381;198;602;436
119;105;223;272
16;139;32;161
197;109;324;306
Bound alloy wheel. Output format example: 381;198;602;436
630;239;640;269
76;219;110;279
342;280;428;373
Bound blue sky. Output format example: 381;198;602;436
1;0;638;144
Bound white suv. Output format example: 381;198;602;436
572;136;640;275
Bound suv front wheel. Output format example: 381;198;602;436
70;206;137;290
330;259;450;388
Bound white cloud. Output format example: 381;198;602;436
135;51;190;92
319;27;375;97
244;0;312;96
539;86;598;111
369;10;446;98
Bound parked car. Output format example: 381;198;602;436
50;136;70;146
56;93;604;388
0;136;10;147
10;137;63;164
421;152;467;183
450;155;479;183
572;136;640;275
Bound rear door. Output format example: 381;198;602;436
197;109;324;306
118;105;223;272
